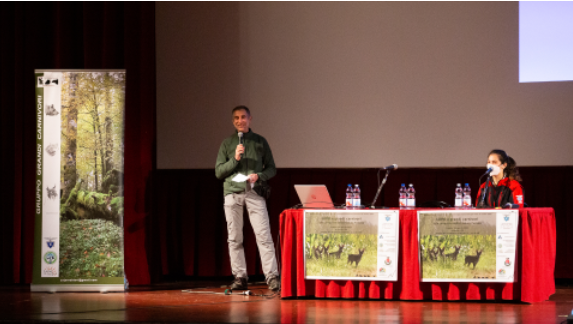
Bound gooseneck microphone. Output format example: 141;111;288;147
370;164;398;208
477;167;493;208
481;167;493;177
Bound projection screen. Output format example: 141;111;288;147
156;2;573;169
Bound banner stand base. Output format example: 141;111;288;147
31;284;125;293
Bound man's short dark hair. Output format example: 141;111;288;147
232;105;250;116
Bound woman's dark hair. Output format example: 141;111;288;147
489;149;522;181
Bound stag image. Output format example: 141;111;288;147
323;244;330;258
313;245;324;259
328;243;345;259
428;247;439;261
445;245;461;261
347;248;365;267
464;249;483;269
437;246;446;259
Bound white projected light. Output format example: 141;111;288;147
519;2;573;83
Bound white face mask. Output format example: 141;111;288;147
486;164;502;176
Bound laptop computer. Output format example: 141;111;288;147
294;185;335;208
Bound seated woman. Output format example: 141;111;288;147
476;149;524;208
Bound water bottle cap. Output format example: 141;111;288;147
457;183;461;186
348;184;352;187
465;183;469;186
409;183;413;187
401;183;405;186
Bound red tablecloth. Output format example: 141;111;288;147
279;208;556;303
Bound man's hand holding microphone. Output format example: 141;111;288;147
235;133;257;183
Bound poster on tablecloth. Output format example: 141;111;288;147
304;210;399;281
32;70;126;292
418;210;519;282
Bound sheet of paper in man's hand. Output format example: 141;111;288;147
232;173;250;182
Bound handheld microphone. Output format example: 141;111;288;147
238;132;244;158
381;164;398;171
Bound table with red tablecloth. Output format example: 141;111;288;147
279;208;555;303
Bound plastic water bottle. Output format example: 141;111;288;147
463;183;472;209
353;184;361;207
455;183;463;208
407;184;416;208
346;184;353;207
399;184;407;209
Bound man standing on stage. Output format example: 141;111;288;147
215;105;280;291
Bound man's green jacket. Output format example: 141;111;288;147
215;129;276;196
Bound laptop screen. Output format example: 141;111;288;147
294;185;335;208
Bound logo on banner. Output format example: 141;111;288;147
385;216;391;222
498;235;502;239
43;266;58;277
37;77;59;87
504;216;509;222
44;251;57;265
384;256;392;265
46;104;59;116
498;269;506;275
378;267;386;273
504;258;511;266
379;235;383;239
516;195;523;204
45;237;57;249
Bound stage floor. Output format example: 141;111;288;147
1;281;572;324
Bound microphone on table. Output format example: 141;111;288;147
477;167;494;208
370;164;398;208
381;164;398;171
238;132;244;158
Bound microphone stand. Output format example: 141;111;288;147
370;170;391;209
476;175;490;208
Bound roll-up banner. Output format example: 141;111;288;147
32;70;126;292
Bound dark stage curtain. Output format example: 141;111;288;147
0;2;156;285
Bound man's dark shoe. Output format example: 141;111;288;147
230;277;248;290
267;276;280;292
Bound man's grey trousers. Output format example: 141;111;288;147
223;189;279;281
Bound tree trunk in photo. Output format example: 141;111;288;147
91;100;107;181
105;116;113;173
61;73;78;202
93;121;99;192
104;76;114;173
